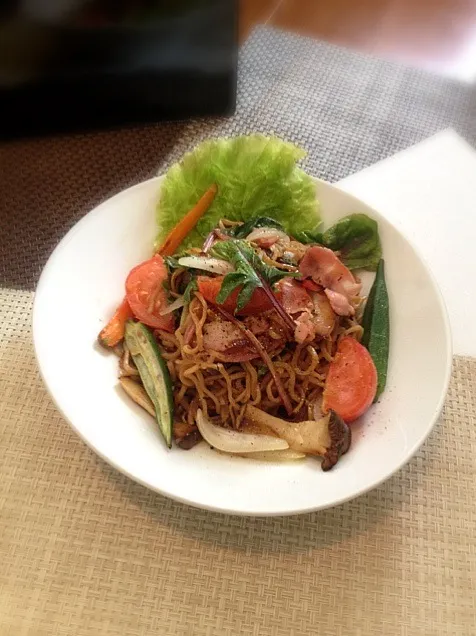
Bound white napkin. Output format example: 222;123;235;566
337;129;476;357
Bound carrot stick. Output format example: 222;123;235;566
98;298;134;347
158;184;218;256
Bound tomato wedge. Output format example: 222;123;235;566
197;276;274;315
322;336;377;422
125;254;175;332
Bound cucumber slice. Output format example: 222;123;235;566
124;321;174;448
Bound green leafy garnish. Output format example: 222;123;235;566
230;216;285;239
211;240;297;311
295;214;381;271
183;279;198;305
293;229;324;244
257;365;269;379
156;135;319;251
164;256;181;272
321;214;381;271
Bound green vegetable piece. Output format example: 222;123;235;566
322;213;382;271
212;239;297;311
230;216;285;239
183;279;198;305
156;135;319;250
164;256;181;272
293;229;324;244
124;321;174;447
361;260;390;400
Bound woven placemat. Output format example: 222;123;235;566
1;26;476;635
1;289;475;635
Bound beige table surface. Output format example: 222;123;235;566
1;261;475;636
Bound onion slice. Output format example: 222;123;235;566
196;409;289;453
159;296;185;315
178;256;233;275
246;228;290;244
240;449;306;461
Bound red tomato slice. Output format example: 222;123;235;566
322;336;377;422
125;254;175;332
197;276;274;315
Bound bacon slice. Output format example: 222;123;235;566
324;289;355;317
203;320;257;361
275;279;313;315
294;312;316;344
299;246;361;298
203;316;286;362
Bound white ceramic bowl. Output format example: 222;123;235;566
33;176;452;516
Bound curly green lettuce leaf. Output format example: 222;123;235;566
156;135;319;251
321;214;382;271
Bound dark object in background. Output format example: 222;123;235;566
0;0;238;138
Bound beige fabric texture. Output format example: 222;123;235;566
1;288;475;636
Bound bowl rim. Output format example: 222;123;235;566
33;175;453;516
